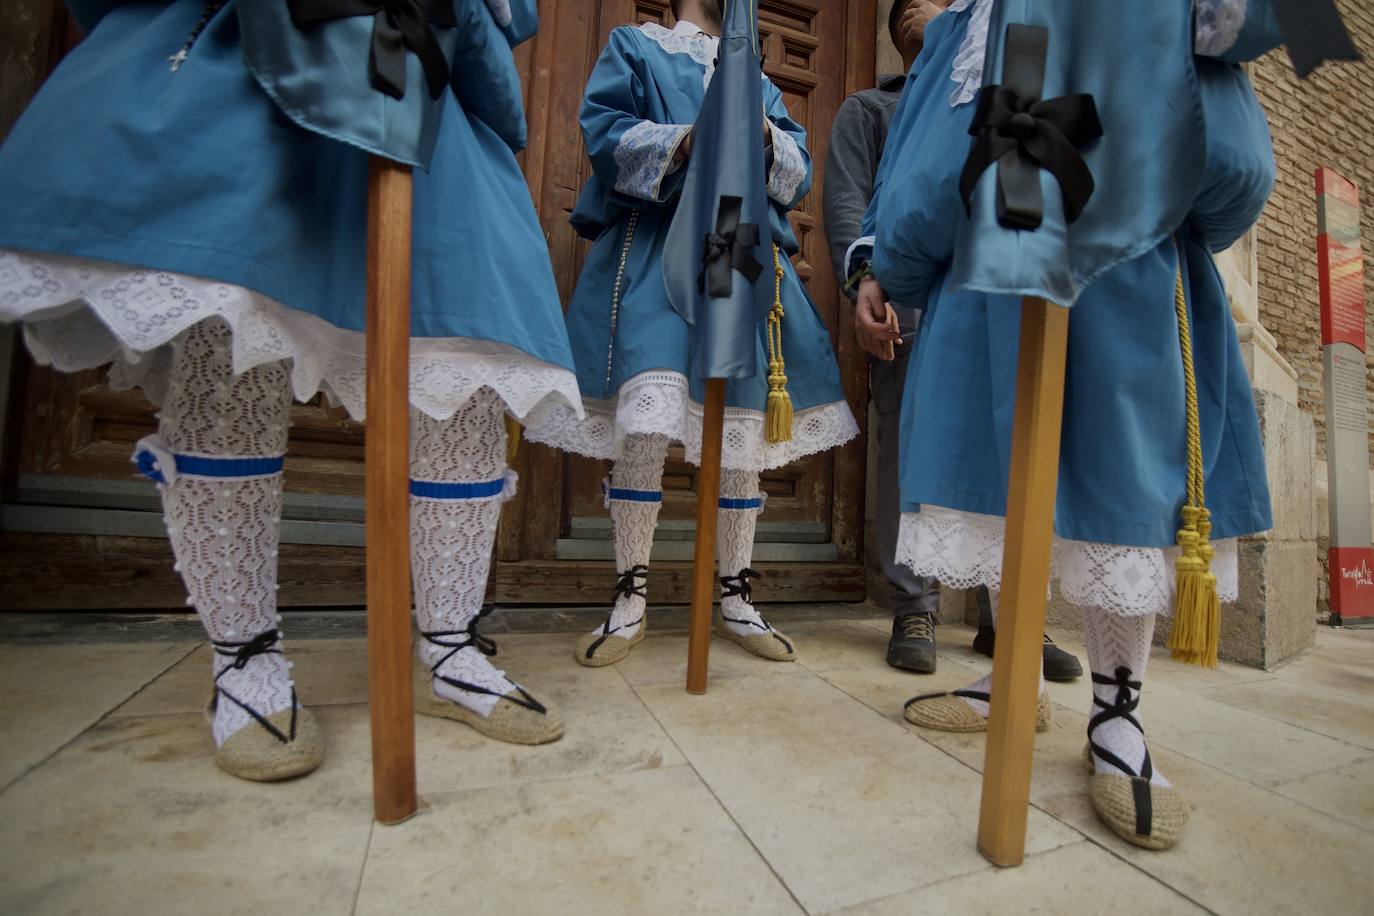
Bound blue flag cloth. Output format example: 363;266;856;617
662;0;772;382
948;0;1358;307
235;0;537;168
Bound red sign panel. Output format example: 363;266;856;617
1316;168;1367;352
1320;235;1367;350
1330;546;1374;619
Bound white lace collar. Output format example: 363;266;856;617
640;20;719;68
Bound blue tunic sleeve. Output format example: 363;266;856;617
581;27;694;205
449;0;531;153
1189;58;1276;252
868;8;971;311
1193;0;1283;62
762;80;811;209
842;8;956;286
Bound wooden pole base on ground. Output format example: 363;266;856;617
686;377;727;694
977;296;1069;866
365;156;418;825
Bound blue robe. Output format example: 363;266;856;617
869;2;1275;547
559;20;848;416
0;0;574;375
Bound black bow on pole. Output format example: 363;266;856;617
958;24;1102;231
1271;0;1361;79
288;0;458;100
698;195;764;298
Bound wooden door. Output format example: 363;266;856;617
494;0;873;603
0;0;875;610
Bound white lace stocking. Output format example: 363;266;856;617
410;389;524;718
717;468;771;637
155;319;295;747
950;590;1043;719
1084;609;1170;788
596;434;669;640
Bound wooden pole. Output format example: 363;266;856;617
686;377;727;694
976;296;1069;866
365;156;418;825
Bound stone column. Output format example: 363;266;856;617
1206;238;1319;667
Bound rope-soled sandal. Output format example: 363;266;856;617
714;569;796;662
575;565;648;667
903;689;1051;733
210;629;323;782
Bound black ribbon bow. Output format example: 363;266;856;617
288;0;458;101
699;195;764;298
1272;0;1361;79
958;24;1102;231
217;630;282;671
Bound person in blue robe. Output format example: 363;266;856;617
847;0;1310;849
524;0;859;668
0;0;581;779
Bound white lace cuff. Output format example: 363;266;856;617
1194;0;1247;57
948;0;994;108
766;122;807;205
612;121;694;202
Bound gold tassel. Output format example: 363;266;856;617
765;243;793;443
1167;246;1221;667
505;414;522;466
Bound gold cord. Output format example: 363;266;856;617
765;243;793;443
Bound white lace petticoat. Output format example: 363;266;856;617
523;370;860;472
0;250;584;424
897;505;1239;617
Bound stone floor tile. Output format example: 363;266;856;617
1272;756;1374;834
610;629;814;689
112;638;369;718
1271;627;1374;701
410;633;687;795
631;671;1079;913
922;703;1373;915
0;706;373;916
1139;682;1369;786
0;642;196;792
1201;676;1374;751
830;840;1206;915
355;766;803;916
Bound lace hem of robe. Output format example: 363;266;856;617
896;505;1239;617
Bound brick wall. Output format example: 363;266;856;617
1252;0;1374;463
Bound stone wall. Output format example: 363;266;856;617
1251;0;1374;464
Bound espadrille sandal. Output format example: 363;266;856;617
576;566;649;667
1083;667;1189;850
715;569;796;662
209;630;324;782
902;689;1052;733
415;616;564;746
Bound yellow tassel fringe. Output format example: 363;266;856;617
765;244;793;444
1167;248;1221;668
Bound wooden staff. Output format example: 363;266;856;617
976;295;1069;866
365;156;418;825
686;377;727;694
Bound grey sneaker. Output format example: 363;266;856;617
887;613;937;673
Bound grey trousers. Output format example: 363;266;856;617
872;310;992;627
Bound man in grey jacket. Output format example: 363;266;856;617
822;0;1082;680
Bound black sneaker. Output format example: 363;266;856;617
887;613;937;673
971;626;1083;682
1041;635;1083;681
